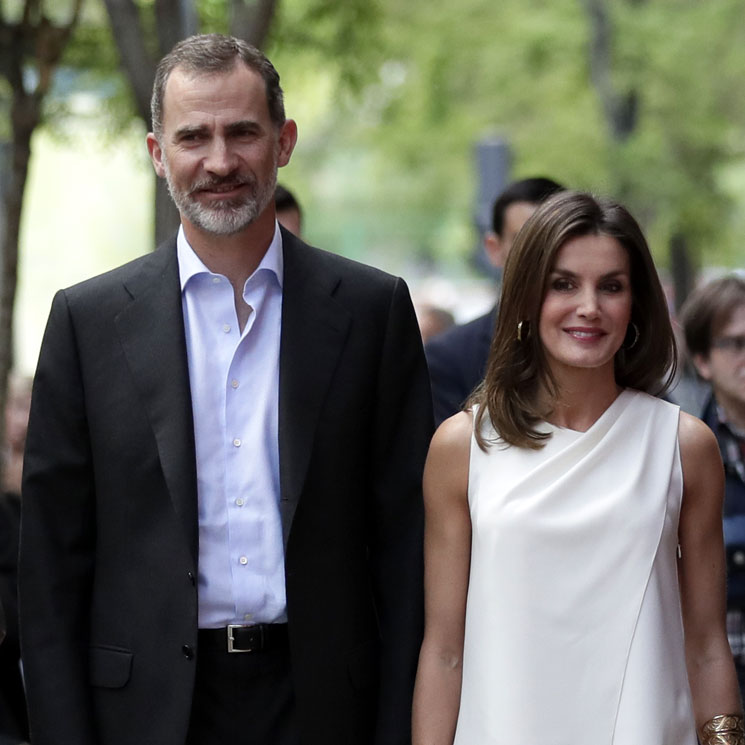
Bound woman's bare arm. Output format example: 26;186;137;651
412;412;473;745
678;411;742;730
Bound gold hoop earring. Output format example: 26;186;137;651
623;322;640;350
517;320;528;342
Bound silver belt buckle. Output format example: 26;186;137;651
227;623;260;653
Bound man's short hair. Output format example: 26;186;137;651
151;33;285;138
680;275;745;358
491;177;564;236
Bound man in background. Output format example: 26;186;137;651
425;177;564;425
275;183;302;236
680;275;745;701
0;375;31;744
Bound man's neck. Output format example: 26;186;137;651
182;208;277;289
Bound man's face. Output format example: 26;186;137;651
694;304;745;414
147;62;296;236
484;200;539;269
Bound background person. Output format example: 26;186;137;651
416;303;455;344
412;191;742;745
274;183;302;236
680;275;745;701
20;34;432;745
425;176;564;425
0;375;31;744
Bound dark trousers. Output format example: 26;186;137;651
186;629;300;745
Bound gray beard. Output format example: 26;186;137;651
162;160;277;236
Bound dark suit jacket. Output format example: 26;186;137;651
0;492;27;742
425;306;497;426
19;229;433;745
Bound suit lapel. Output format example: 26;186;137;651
115;240;199;561
278;232;351;548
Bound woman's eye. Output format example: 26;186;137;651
552;278;573;291
602;282;623;293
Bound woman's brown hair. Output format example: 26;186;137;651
471;191;677;450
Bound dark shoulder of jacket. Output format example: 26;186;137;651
61;237;177;304
282;229;401;297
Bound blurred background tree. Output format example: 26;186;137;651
276;0;745;282
0;0;83;470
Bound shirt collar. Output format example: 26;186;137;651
714;399;745;441
177;221;284;292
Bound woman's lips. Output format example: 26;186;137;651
564;327;606;340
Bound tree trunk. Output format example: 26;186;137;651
582;0;638;142
155;178;181;248
670;233;694;313
0;0;82;482
101;0;157;124
230;0;279;48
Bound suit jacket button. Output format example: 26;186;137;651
187;571;196;586
182;644;194;660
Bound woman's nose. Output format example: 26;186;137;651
577;288;599;317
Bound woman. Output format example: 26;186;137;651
412;191;742;745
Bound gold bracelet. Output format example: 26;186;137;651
700;714;745;745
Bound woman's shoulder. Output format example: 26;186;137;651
677;411;725;519
677;411;723;499
430;410;473;457
423;411;473;506
678;410;720;461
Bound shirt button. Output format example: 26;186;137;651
222;324;230;333
212;276;221;284
236;497;245;507
233;438;241;447
244;613;253;621
231;379;239;389
239;556;248;565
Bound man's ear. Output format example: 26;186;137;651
692;353;713;381
277;119;298;168
146;133;166;179
484;232;506;270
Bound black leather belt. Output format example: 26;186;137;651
198;623;289;654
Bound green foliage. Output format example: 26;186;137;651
275;0;745;273
268;0;383;92
12;0;745;273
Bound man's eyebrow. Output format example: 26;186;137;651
173;124;208;140
224;120;262;135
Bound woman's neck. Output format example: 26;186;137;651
540;366;623;433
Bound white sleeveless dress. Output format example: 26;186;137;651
453;389;697;745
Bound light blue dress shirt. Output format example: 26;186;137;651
177;224;286;628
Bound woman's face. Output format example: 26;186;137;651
538;233;632;381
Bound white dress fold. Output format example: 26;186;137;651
453;389;696;745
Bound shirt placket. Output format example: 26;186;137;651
225;279;266;620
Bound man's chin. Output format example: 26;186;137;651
188;206;259;236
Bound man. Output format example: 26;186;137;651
679;275;745;701
20;34;432;745
275;183;303;237
425;177;563;425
